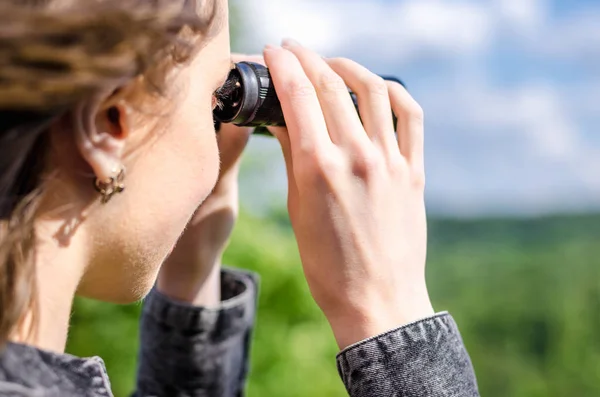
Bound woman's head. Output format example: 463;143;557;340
0;0;232;341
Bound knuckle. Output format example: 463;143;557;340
410;168;426;189
316;73;347;94
351;148;382;179
328;57;353;69
285;79;317;99
400;100;424;123
315;150;345;174
388;154;408;174
388;82;424;121
386;80;404;93
365;76;388;97
297;149;344;183
408;101;425;122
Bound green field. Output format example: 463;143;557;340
67;211;600;397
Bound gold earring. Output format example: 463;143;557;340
94;167;126;204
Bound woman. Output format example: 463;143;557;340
0;0;480;396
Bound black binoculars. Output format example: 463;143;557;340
213;62;403;135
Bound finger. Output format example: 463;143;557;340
387;81;425;171
263;45;333;157
216;123;252;176
269;126;299;215
326;58;397;158
281;40;369;149
231;53;265;66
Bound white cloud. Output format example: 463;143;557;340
235;0;343;52
494;0;548;32
376;1;492;56
422;74;600;197
537;11;600;60
237;0;493;61
233;0;600;214
465;84;579;159
237;0;600;63
489;1;600;60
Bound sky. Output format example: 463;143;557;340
232;0;600;216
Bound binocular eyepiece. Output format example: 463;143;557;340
213;62;403;135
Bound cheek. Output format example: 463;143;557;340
126;110;220;263
82;105;220;303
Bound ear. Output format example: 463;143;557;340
72;93;131;182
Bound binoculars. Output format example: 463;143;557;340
213;62;403;135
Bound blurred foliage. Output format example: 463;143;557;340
67;211;600;397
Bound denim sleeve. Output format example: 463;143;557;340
336;312;480;397
133;268;258;397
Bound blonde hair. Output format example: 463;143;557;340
0;0;220;344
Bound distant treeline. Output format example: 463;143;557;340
67;212;600;397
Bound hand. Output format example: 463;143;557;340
264;40;435;349
156;54;261;306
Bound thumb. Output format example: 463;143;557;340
269;126;299;213
216;123;253;176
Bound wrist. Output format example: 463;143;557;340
326;289;435;350
157;256;221;307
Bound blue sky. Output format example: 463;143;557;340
233;0;599;216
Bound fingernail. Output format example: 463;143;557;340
282;38;301;48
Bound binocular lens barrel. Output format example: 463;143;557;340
213;62;403;135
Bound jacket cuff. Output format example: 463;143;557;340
336;312;480;397
142;267;258;334
135;268;259;397
336;311;450;359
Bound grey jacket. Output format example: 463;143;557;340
0;268;480;396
